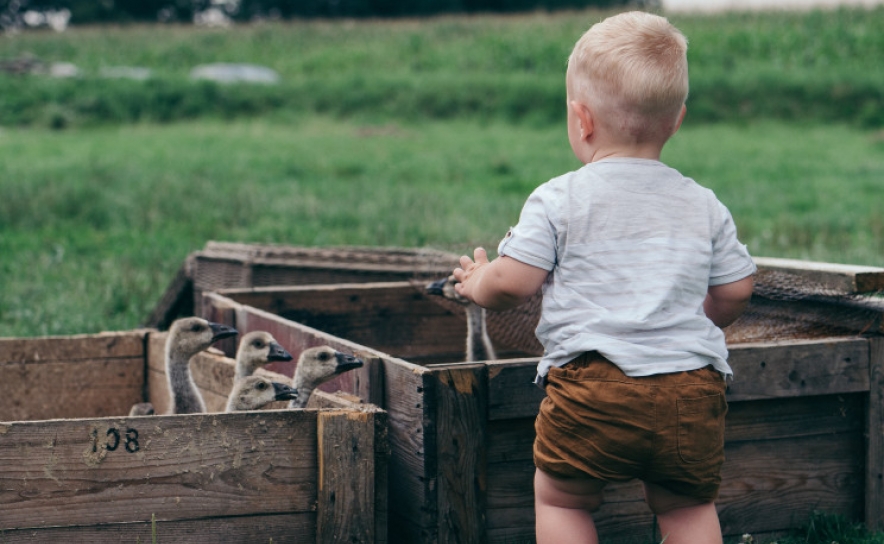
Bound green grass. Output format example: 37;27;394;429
1;6;883;127
1;117;882;337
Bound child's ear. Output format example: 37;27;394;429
569;100;594;141
672;104;687;135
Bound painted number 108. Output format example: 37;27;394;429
91;427;140;453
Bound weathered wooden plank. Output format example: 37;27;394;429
317;410;381;544
0;331;148;364
718;432;864;535
434;365;488;544
868;337;884;531
200;241;458;275
726;338;870;400
0;411;318;529
726;394;864;441
0;513;316;544
218;283;467;361
0;357;145;421
487;359;544;420
754;256;884;294
485;341;871;420
382;359;438;544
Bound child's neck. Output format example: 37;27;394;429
586;143;663;163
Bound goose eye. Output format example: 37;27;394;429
256;381;268;390
318;352;331;361
252;340;264;349
191;323;203;332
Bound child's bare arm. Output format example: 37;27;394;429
704;275;754;328
453;248;548;311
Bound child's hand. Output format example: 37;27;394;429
452;247;489;301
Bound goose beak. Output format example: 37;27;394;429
268;341;294;362
209;322;238;342
334;352;364;374
272;382;298;402
426;278;447;296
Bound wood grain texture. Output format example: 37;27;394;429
434;365;488;544
726;338;870;400
867;337;884;531
0;331;148;363
0;357;145;421
318;410;381;544
0;513;316;544
218;282;467;361
0;411;318;529
0;331;149;421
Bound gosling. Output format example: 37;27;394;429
225;375;298;412
166;316;238;414
426;275;496;362
289;346;364;408
234;330;293;380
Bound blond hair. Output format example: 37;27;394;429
567;11;689;143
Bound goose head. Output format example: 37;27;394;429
426;275;469;305
226;375;298;412
234;330;293;380
289;346;364;408
295;346;364;386
167;317;238;361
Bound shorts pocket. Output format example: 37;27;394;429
676;393;726;464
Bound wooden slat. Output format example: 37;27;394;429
487;359;544;420
0;411;318;529
868;337;884;531
317;410;381;544
726;394;864;441
382;359;438;544
718;432;864;535
0;326;148;421
434;365;488;544
726;338;870;400
218;283;467;361
0;357;144;421
754;256;884;294
487;339;872;418
0;331;148;363
310;390;391;544
0;513;316;544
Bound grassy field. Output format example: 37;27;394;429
2;6;883;127
3;116;882;337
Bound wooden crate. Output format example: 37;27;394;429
145;241;460;330
0;330;388;544
202;263;884;544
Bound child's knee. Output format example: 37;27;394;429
535;469;605;512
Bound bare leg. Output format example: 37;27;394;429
534;468;606;544
644;482;722;544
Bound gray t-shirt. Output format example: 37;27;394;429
497;158;756;384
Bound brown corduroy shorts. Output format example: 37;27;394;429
534;351;728;502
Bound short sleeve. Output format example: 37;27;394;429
497;185;559;272
709;201;756;286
